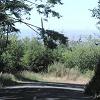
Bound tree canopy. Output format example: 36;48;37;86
39;29;68;49
0;0;69;72
0;0;62;33
0;0;63;47
0;0;69;52
91;0;100;26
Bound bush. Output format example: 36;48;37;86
0;73;17;86
30;49;56;72
0;35;24;73
22;38;63;72
61;42;100;72
22;38;45;66
15;71;41;81
0;35;100;74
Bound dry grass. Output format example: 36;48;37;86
15;66;94;84
45;62;94;84
0;67;94;87
41;73;92;84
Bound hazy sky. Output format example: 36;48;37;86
17;0;100;40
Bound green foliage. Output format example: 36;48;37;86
0;35;100;74
40;29;68;49
0;0;63;50
0;35;24;72
90;0;100;30
61;42;100;72
22;38;45;69
30;50;54;72
0;73;17;86
0;0;31;50
0;35;100;88
47;0;63;5
36;0;62;18
0;0;64;72
21;37;65;72
39;19;68;50
15;71;41;82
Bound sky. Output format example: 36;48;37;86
16;0;100;40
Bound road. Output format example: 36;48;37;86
0;82;93;100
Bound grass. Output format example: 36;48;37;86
15;71;42;82
0;73;18;87
0;71;42;87
47;62;94;79
42;62;94;84
0;62;94;87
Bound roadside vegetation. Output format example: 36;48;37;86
1;0;100;99
0;34;99;87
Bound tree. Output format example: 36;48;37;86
39;18;68;49
0;35;24;73
85;0;100;99
0;0;31;50
0;0;63;49
0;0;64;73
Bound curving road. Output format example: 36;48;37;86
0;82;93;100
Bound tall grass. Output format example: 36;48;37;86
47;62;94;81
15;71;41;82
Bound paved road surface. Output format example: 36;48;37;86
0;82;93;100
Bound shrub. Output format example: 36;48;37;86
61;42;100;72
0;73;17;86
0;35;24;73
15;71;41;81
30;49;55;72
